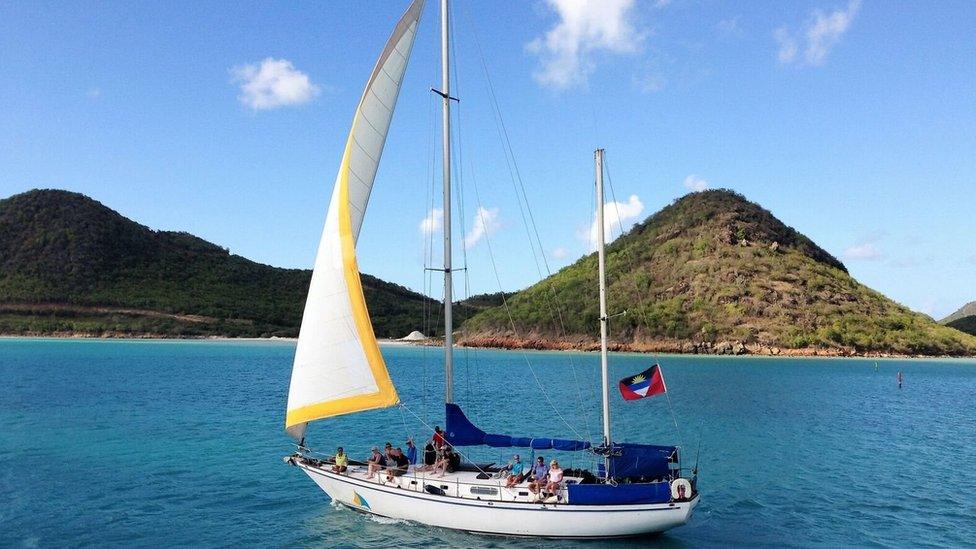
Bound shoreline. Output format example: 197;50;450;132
1;332;972;359
457;335;975;359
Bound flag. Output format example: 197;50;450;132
618;364;667;401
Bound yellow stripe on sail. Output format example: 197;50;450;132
284;0;423;435
284;125;399;430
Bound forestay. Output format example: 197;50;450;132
285;0;425;439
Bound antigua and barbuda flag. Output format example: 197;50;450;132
618;364;667;401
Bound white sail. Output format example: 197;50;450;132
286;0;425;439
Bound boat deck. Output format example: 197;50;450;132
328;463;574;504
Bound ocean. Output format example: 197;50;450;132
1;338;974;547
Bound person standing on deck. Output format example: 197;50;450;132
405;437;417;465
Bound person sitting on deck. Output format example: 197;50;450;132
527;456;548;495
418;439;436;471
384;442;394;463
446;446;460;474
365;446;386;479
432;426;446;449
385;447;410;481
432;444;452;477
405;438;417;466
504;455;525;488
545;459;564;495
331;447;348;474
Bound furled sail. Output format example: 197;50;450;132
286;0;425;439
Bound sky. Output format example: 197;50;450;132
1;0;974;319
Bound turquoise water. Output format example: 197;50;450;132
2;338;975;547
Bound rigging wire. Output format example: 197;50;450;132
458;3;595;443
398;403;491;476
448;9;473;405
464;149;586;441
420;86;438;425
603;155;685;451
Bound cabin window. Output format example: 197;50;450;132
518;491;529;496
470;486;498;496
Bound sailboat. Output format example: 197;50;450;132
283;0;699;538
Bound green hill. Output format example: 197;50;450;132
941;301;976;336
0;189;435;338
946;316;976;337
461;190;976;356
941;301;976;324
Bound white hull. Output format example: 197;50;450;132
294;461;698;539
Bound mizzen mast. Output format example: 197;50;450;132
595;148;611;447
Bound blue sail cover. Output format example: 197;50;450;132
445;404;591;451
608;443;677;479
567;481;672;505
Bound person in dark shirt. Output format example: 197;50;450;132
385;447;410;481
445;446;460;474
365;446;386;479
420;440;436;471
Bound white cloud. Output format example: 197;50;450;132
464;206;500;249
776;1;860;67
683;174;709;192
231;58;320;110
716;16;742;36
774;27;797;63
419;208;443;235
528;0;644;89
86;88;102;100
551;247;569;260
843;241;883;261
585;194;644;250
637;74;666;93
804;0;860;65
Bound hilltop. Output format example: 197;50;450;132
942;301;976;337
461;190;976;356
0;189;436;338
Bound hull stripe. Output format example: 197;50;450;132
301;464;698;514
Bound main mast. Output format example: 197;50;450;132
441;0;454;404
595;149;611;447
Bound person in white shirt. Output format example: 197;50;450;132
545;459;564;495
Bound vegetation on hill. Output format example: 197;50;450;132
462;190;976;356
941;301;976;336
941;301;976;337
946;316;976;337
4;188;972;356
0;189;435;338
